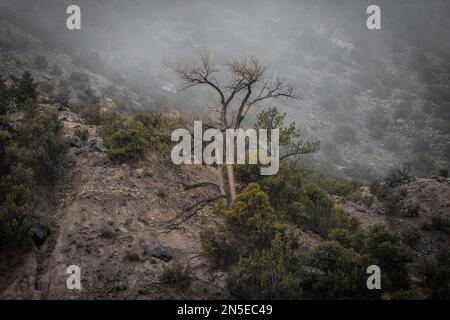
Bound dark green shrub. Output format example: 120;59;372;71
256;163;307;226
228;233;302;299
201;183;282;269
0;164;34;245
371;182;408;216
303;241;373;299
200;227;239;269
12;71;39;105
303;183;335;237
19;110;66;184
430;216;450;234
106;120;149;163
365;223;413;290
418;248;450;299
400;228;421;247
223;183;280;252
81;105;103;125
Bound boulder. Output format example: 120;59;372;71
31;223;50;247
150;244;174;262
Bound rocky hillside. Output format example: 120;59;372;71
0;20;141;112
0;106;229;299
1;105;448;299
339;177;450;258
0;6;449;299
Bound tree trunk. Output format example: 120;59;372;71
226;163;237;202
216;165;228;207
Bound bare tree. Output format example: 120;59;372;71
170;53;297;205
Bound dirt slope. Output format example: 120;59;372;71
1;113;229;299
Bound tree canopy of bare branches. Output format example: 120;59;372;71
170;54;297;131
170;53;298;205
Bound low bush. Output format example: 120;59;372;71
400;228;421;247
160;263;192;290
19;110;66;184
106;119;149;163
400;203;421;218
418;248;450;299
80;105;103;125
73;126;89;143
0;164;34;245
228;233;302;299
11;71;39;106
430;216;450;234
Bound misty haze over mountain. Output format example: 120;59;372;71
1;0;450;180
1;0;450;302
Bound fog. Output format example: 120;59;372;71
1;0;450;179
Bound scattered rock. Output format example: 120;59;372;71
432;176;448;183
31;223;50;247
90;140;107;153
65;135;83;148
150;244;174;262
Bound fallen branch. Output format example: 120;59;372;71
165;194;225;229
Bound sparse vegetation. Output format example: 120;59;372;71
0;73;66;248
73;126;89;143
333;124;359;145
11;71;39;106
418;248;450;299
106;120;150;163
430;216;450;234
160;263;192;290
400;228;421;247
